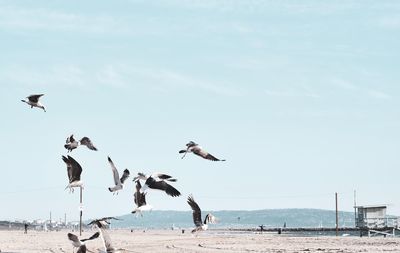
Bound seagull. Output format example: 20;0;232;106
107;156;130;194
187;194;217;233
65;135;98;152
62;155;83;193
88;217;121;253
132;180;153;215
133;172;181;197
21;94;46;112
179;141;225;161
67;232;100;253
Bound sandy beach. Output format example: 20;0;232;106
1;230;399;253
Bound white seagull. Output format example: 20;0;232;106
88;217;122;253
132;180;153;215
65;135;98;152
67;232;99;253
107;156;130;194
133;172;181;197
179;141;225;161
21;94;46;112
62;155;83;193
187;194;217;233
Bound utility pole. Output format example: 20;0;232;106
354;190;357;228
80;188;83;236
335;192;338;236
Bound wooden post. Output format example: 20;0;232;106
80;187;83;236
335;192;338;236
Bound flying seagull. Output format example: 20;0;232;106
187;194;217;233
132;180;153;215
88;217;120;253
107;156;130;194
21;94;46;112
62;155;83;193
133;172;181;197
67;232;99;253
179;141;225;161
65;135;98;152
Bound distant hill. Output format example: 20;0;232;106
107;209;357;229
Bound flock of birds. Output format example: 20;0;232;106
21;94;226;253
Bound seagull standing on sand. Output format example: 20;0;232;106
107;156;130;194
65;135;98;152
179;141;225;161
67;232;99;253
21;94;46;112
62;155;83;193
88;217;121;253
187;194;217;233
132;180;153;215
133;172;181;197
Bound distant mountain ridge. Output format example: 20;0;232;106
106;208;358;229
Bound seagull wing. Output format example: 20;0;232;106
63;155;82;183
81;232;100;242
67;233;81;245
76;245;86;253
27;94;44;103
187;195;203;227
152;173;174;181
134;181;146;206
120;169;130;184
193;148;224;161
147;178;181;197
108;157;120;185
80;137;97;151
98;225;115;252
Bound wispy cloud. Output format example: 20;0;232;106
367;89;391;99
264;86;320;98
331;78;392;100
0;63;243;97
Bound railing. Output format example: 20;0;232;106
356;217;399;228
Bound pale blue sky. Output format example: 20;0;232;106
0;0;399;221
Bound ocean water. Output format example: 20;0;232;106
104;209;356;230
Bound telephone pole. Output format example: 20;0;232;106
335;192;339;236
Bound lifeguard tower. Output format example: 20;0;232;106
355;205;399;237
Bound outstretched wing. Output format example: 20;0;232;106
62;155;82;183
187;195;202;227
193;148;225;161
108;157;120;185
80;137;97;151
152;173;175;181
120;169;130;184
81;231;100;242
147;178;181;197
27;94;44;103
67;232;80;244
134;181;147;207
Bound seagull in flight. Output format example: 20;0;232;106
107;156;130;194
88;217;122;253
133;172;181;197
132;180;153;216
21;94;46;112
65;134;98;152
187;194;217;233
179;141;225;161
62;155;83;193
67;232;99;253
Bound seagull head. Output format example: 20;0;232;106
186;141;197;147
133;172;146;181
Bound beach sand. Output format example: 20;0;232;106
0;230;399;253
